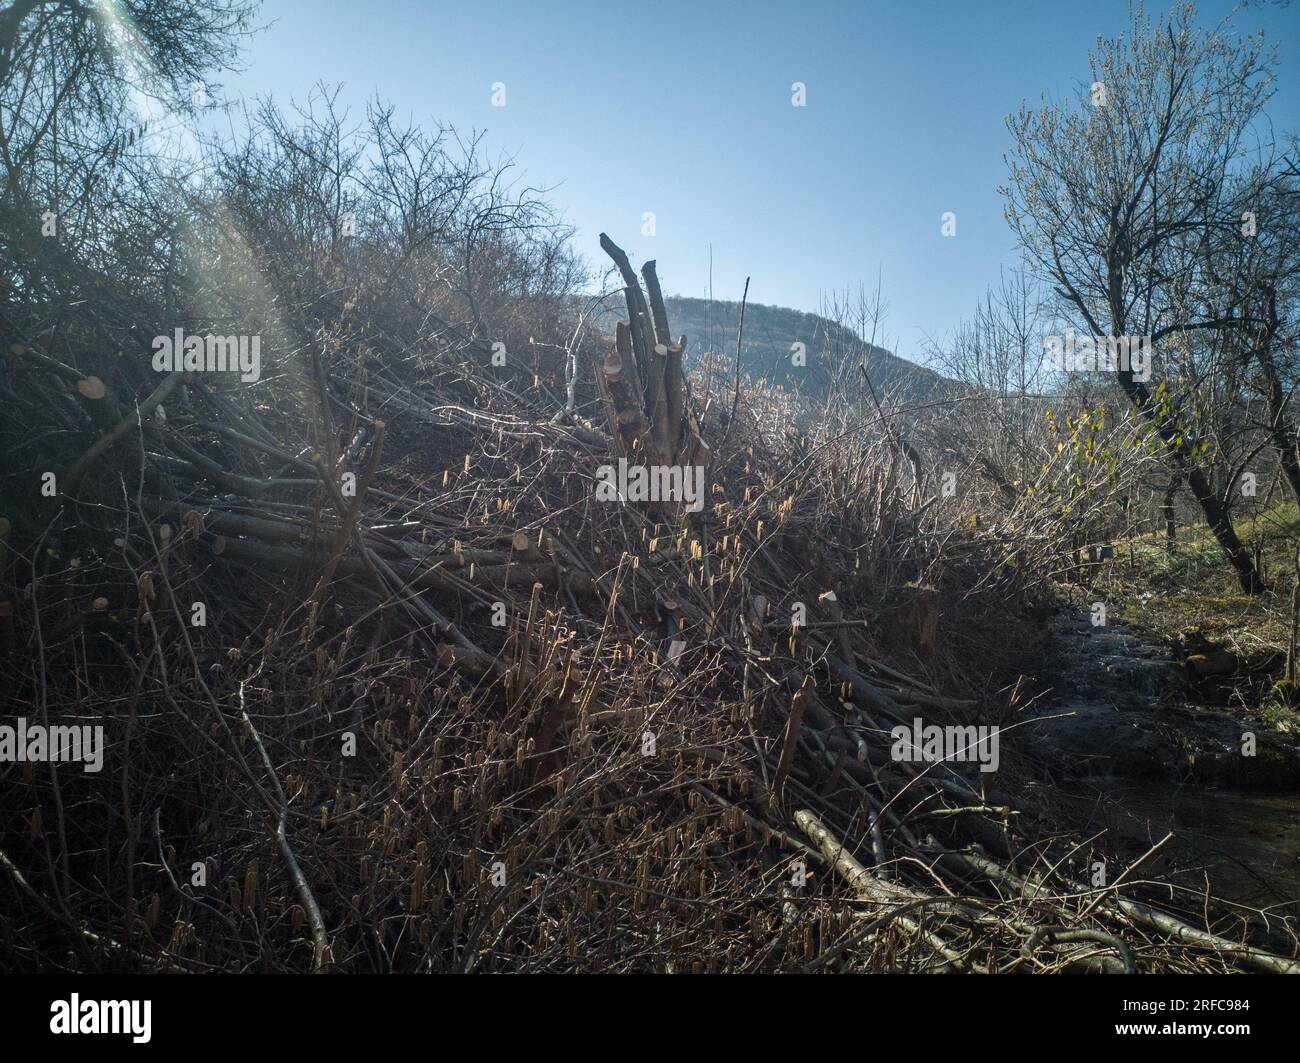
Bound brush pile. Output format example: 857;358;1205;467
1;231;1297;974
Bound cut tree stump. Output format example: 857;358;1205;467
593;234;709;496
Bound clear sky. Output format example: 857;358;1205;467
221;0;1300;364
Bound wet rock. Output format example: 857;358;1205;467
1025;606;1300;790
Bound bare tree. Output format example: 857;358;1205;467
1003;1;1279;591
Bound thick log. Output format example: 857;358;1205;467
596;323;651;457
640;260;673;349
665;338;686;462
209;533;597;598
599;233;656;403
641;261;686;465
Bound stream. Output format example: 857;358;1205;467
1026;607;1300;909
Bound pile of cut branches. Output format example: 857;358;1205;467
0;237;1296;973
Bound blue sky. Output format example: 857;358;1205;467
221;0;1300;364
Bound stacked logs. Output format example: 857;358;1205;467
594;233;707;474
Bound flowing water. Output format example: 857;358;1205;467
1030;608;1300;910
1056;779;1300;909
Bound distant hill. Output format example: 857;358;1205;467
598;295;946;403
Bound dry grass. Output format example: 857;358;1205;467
2;301;1297;972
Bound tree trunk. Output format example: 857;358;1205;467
1254;293;1300;505
1114;363;1263;593
1162;474;1179;554
1186;466;1262;593
590;235;707;496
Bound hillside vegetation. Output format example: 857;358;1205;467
661;296;949;401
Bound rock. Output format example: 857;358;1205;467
1186;651;1237;677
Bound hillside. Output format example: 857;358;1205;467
598;295;949;402
672;296;949;401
